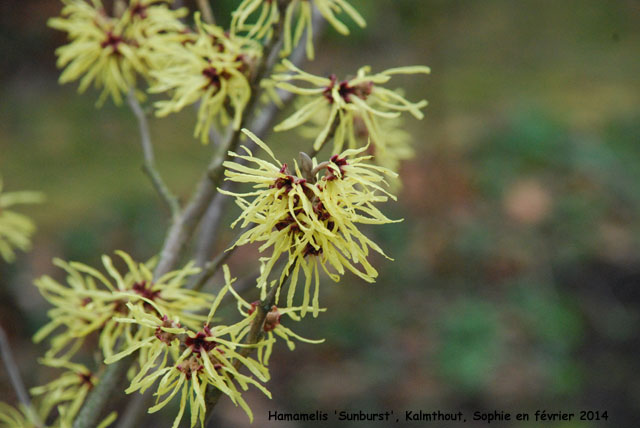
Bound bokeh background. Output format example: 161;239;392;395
2;0;640;426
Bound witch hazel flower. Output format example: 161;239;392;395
220;129;399;317
231;0;365;59
0;176;44;263
29;359;98;425
33;250;212;361
271;59;430;155
106;266;271;426
0;359;117;428
48;0;187;105
149;13;263;143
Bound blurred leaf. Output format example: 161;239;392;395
437;298;501;392
510;280;583;351
472;110;569;198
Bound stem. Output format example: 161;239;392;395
196;0;216;25
191;247;234;292
83;1;319;425
72;356;132;428
0;325;43;427
113;8;326;422
127;91;180;218
191;224;254;291
204;266;292;425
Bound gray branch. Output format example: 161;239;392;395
0;324;43;427
127;91;180;218
72;355;132;428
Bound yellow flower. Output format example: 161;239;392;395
30;359;96;425
33;251;212;361
49;0;145;105
106;267;271;426
124;0;187;41
221;130;399;316
0;177;44;263
271;60;429;154
0;399;116;428
149;13;262;143
49;0;187;105
232;0;365;59
0;403;40;428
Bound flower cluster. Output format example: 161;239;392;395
232;0;366;59
149;14;262;143
106;266;272;426
0;177;44;263
0;403;40;428
221;130;398;316
272;60;430;162
0;393;116;428
49;0;187;105
272;60;430;169
29;359;98;426
34;251;213;361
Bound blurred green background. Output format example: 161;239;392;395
1;0;640;427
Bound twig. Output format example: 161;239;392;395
196;0;216;25
113;392;146;428
127;92;180;218
191;225;252;291
0;325;43;427
72;355;133;428
192;246;235;292
113;11;326;421
204;265;292;425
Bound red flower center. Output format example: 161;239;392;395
185;325;216;353
202;67;231;90
132;281;160;301
154;315;180;345
130;3;147;18
77;372;94;389
325;155;348;180
323;74;373;103
100;31;123;52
